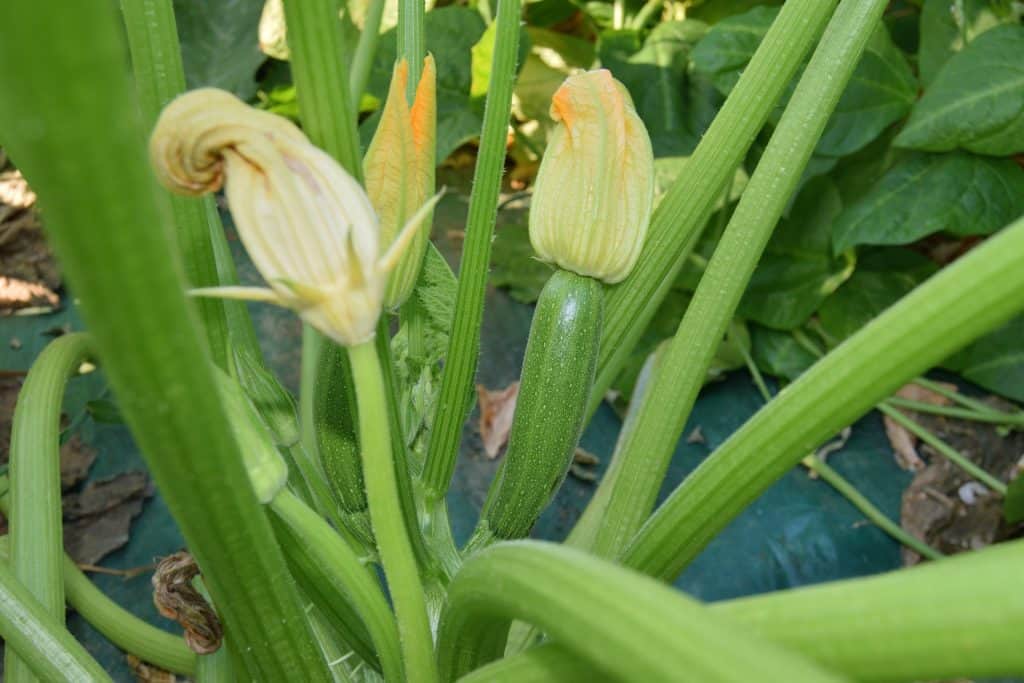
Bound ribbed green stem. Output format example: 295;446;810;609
0;560;111;683
270;488;399;680
714;539;1024;682
879;404;1008;494
913;377;1012;417
623;214;1024;582
120;0;230;368
5;333;90;683
350;0;385;109
422;0;522;501
397;0;425;99
586;0;879;560
588;0;838;416
436;541;843;682
0;3;330;679
802;456;943;561
460;540;1024;683
349;341;438;683
281;0;363;178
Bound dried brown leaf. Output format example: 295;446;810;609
152;551;223;654
59;433;96;491
883;382;958;471
63;471;151;565
477;381;519;459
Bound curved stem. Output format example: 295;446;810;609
623;213;1024;582
270;488;400;680
422;0;523;501
879;404;1008;494
0;560;111;683
585;0;875;559
349;341;438;683
436;541;843;682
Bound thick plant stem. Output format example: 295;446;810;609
588;0;838;416
0;561;111;683
436;541;843;682
348;341;438;683
461;540;1024;683
584;0;882;560
879;404;1008;494
802;456;943;561
5;333;92;683
0;3;331;679
422;0;523;502
398;0;426;98
120;0;230;368
623;214;1024;582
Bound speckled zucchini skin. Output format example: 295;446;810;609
480;269;603;541
315;342;374;545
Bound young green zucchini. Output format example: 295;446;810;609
475;269;603;543
315;341;375;546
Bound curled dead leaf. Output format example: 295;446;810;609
476;381;519;459
152;551;223;655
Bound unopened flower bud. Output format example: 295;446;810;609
529;69;654;284
364;56;437;310
149;88;433;346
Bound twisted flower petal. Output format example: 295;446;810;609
150;88;386;346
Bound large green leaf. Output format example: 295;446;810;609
489;224;554;304
817;248;937;343
599;21;718;157
944;314;1024;402
692;7;916;157
896;24;1024;156
174;0;266;99
366;6;487;161
832;152;1024;252
749;325;816;381
917;0;1017;86
511;28;594;126
738;177;850;331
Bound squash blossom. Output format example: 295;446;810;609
364;55;437;310
149;88;435;347
529;69;654;284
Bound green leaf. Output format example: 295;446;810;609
367;6;487;161
944;314;1024;402
693;8;917;157
750;325;816;381
471;22;532;101
896;24;1024;156
85;398;124;424
600;21;717;156
173;0;266;99
832;152;1024;252
917;0;1017;87
737;177;850;330
817;248;938;343
688;0;783;23
690;6;777;95
489;224;554;303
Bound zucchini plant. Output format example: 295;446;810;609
0;0;1022;682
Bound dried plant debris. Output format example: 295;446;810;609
59;433;97;491
900;395;1024;566
0;151;60;315
63;471;152;565
152;551;223;654
568;447;600;483
127;655;182;683
883;382;958;471
477;381;519;459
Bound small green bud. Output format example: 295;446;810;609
529;69;655;284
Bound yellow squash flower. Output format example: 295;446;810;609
529;69;654;284
150;88;434;346
364;55;437;309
